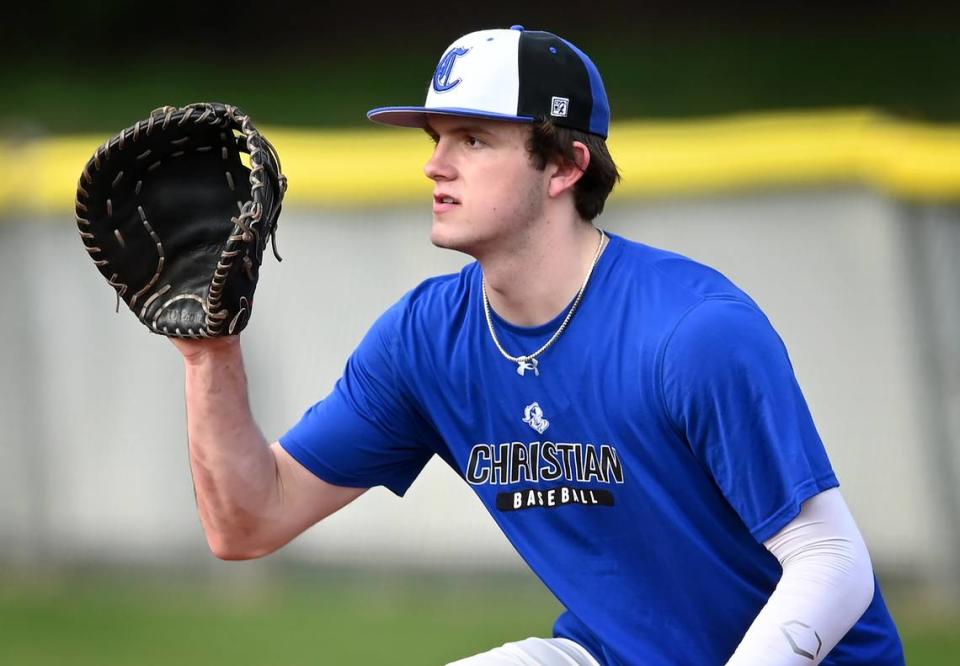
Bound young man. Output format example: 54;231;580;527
174;26;905;665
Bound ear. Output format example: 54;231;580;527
547;141;590;199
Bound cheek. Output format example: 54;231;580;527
478;164;545;220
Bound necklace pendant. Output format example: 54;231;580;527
517;358;539;377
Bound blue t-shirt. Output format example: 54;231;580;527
281;232;904;665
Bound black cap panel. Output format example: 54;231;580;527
517;31;594;134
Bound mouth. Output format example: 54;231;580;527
433;193;460;214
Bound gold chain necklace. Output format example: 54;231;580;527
482;228;606;377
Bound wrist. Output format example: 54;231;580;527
173;336;243;366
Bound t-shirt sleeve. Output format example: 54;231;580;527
279;299;437;497
659;297;838;542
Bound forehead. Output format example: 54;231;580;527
424;114;531;138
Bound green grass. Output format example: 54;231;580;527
0;570;563;665
893;600;960;665
0;570;956;664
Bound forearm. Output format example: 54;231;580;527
179;339;280;558
726;488;875;665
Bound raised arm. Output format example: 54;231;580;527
174;337;367;560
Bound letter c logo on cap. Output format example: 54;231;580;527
433;47;471;93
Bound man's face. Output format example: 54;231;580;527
423;115;551;255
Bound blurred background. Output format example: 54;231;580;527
1;1;959;663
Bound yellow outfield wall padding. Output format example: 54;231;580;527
2;109;959;216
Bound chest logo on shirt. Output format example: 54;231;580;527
466;402;624;511
522;402;550;434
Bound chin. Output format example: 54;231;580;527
430;220;471;253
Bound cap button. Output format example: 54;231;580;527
510;25;525;31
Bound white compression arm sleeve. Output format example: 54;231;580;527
725;488;875;665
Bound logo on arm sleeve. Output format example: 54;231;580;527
779;621;822;660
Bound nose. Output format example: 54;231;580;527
424;139;455;182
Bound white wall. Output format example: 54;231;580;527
0;187;953;587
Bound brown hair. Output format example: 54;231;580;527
526;119;621;221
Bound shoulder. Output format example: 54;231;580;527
404;263;477;309
374;262;478;340
394;262;477;318
659;296;799;413
349;264;477;383
666;297;781;360
600;234;789;367
601;233;766;349
612;234;756;307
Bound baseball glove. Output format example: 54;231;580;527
75;102;286;338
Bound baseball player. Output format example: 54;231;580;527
172;26;905;665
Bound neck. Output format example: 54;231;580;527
480;220;605;327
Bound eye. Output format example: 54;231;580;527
465;135;485;148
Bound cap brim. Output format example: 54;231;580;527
367;106;535;129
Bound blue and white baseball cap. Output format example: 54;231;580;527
367;26;610;138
